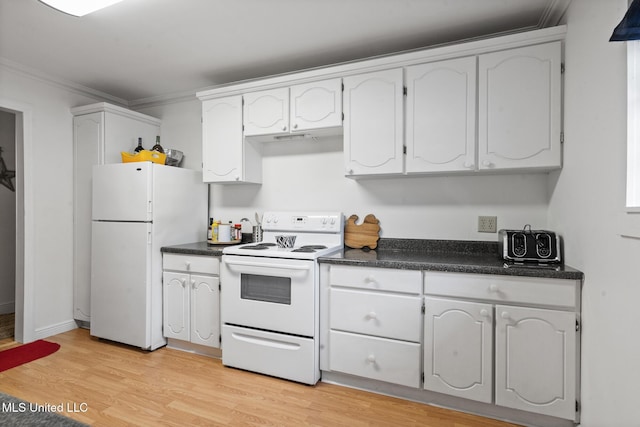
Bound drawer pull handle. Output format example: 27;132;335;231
365;275;375;284
480;309;489;317
191;279;196;289
489;284;499;292
501;311;510;320
366;311;377;320
367;354;376;363
180;278;186;287
185;261;191;270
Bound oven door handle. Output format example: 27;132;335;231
224;260;312;271
231;332;301;350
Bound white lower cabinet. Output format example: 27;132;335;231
423;297;493;403
330;330;421;388
495;304;577;419
327;265;422;388
162;254;220;348
424;272;580;421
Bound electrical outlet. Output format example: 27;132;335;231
478;216;497;233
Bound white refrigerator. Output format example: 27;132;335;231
90;162;207;350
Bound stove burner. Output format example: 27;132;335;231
292;247;317;253
299;245;327;250
239;245;270;250
259;243;276;246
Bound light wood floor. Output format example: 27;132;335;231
0;329;521;426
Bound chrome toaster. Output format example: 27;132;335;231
498;226;562;263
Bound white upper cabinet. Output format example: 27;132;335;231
243;87;290;136
243;79;343;139
343;68;404;176
196;27;566;182
202;96;261;183
478;42;562;171
406;57;477;173
290;79;342;132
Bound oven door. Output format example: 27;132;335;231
221;255;316;336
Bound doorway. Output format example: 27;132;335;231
0;109;16;340
0;99;34;344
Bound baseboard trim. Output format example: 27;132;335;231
34;320;78;341
0;302;15;315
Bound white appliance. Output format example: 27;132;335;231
90;162;207;350
221;211;343;385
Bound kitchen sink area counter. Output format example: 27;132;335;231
319;238;583;281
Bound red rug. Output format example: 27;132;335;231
0;340;60;372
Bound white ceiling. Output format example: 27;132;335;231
0;0;571;106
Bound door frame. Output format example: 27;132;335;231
0;98;35;343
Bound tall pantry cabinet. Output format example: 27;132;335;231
71;102;161;323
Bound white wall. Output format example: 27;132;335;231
550;1;639;425
0;109;16;314
0;65;103;336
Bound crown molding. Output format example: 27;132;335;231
0;57;129;107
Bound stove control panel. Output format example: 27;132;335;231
262;212;343;233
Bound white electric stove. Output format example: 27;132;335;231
220;211;343;385
223;211;344;259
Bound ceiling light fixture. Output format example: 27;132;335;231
38;0;125;17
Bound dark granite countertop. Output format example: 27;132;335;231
161;241;226;256
318;239;584;281
162;239;584;281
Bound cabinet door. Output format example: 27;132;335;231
290;78;342;132
343;69;404;176
243;87;290;136
202;96;245;182
478;42;562;171
406;57;477;173
495;305;577;420
163;272;190;341
424;297;493;403
190;274;220;348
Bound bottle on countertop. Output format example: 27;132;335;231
207;218;213;240
212;220;220;242
151;136;164;153
134;137;144;153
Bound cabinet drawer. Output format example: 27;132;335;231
163;254;219;275
424;272;578;309
330;288;421;342
330;265;421;294
329;330;421;388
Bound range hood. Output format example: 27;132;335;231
244;126;343;143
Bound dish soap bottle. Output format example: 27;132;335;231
151;136;164;153
134;137;144;153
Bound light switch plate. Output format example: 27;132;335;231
478;216;497;233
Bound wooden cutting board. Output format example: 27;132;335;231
344;214;381;249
